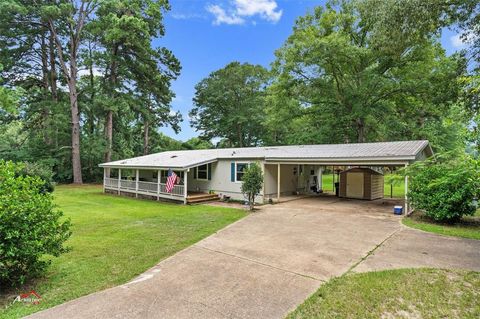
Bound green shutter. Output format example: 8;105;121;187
231;162;235;182
193;167;197;179
207;163;212;180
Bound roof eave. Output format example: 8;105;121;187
265;156;416;162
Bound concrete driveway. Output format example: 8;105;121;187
28;197;480;319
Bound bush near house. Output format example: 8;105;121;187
0;161;71;286
406;154;480;222
241;162;263;210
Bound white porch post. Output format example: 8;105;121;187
103;168;106;193
135;169;139;198
183;169;188;204
157;170;161;201
277;163;281;202
404;163;409;214
118;169;121;195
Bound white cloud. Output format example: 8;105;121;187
206;4;245;25
78;67;103;78
234;0;282;23
450;32;477;49
450;34;466;48
206;0;282;26
170;12;205;20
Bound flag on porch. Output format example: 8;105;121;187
165;169;178;193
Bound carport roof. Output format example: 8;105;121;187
99;140;432;169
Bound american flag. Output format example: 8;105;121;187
165;169;178;193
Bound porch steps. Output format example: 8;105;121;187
187;193;220;204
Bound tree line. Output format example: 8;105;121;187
0;0;186;183
191;0;479;154
1;0;479;184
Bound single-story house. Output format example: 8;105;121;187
99;140;432;211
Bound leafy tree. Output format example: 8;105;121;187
0;0;180;183
241;162;263;210
182;137;213;150
190;62;269;147
92;0;181;160
406;154;480;222
269;2;466;149
0;161;71;286
43;1;97;184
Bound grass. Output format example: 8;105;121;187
287;268;480;319
402;209;480;240
321;173;405;198
0;185;246;318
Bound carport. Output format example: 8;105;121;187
262;141;433;213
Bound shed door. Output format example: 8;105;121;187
346;172;364;199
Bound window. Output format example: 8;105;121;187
236;163;248;182
196;164;208;180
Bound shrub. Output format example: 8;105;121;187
0;161;71;286
241;162;263;210
20;161;55;193
406;154;480;222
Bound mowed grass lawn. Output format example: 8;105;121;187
403;209;480;240
288;268;480;319
0;185;246;318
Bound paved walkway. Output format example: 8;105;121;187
28;197;480;319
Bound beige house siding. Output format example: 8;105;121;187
264;164;298;198
187;159;265;203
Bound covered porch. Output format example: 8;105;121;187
103;167;217;204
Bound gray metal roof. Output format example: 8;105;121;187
99;140;432;169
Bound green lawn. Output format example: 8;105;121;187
402;209;480;240
288;268;480;319
0;185;246;318
321;173;405;198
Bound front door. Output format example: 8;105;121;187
346;172;364;199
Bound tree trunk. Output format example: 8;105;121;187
237;124;243;147
40;33;52;145
68;69;83;184
356;118;365;143
49;30;58;101
104;110;113;162
143;118;150;155
104;45;119;164
47;3;88;184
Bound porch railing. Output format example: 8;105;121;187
104;178;184;198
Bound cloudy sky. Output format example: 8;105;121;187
155;0;468;141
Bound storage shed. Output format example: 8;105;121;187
339;167;384;200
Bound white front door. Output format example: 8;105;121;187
346;172;364;199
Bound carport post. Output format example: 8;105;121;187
404;164;409;214
277;163;281;202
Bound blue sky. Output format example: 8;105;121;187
155;0;467;142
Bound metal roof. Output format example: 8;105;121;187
99;140;432;169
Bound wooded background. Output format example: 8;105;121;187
0;0;479;183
